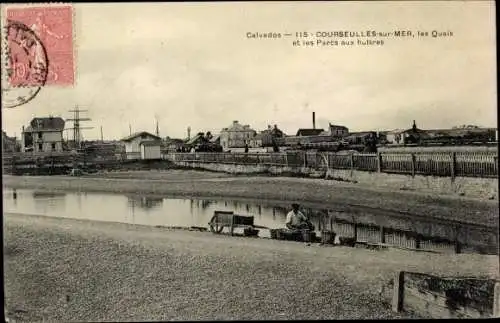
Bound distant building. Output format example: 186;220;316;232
2;131;19;153
121;131;162;159
164;137;186;152
296;128;324;136
261;125;285;147
21;116;65;153
326;123;349;137
140;140;162;160
249;133;263;148
185;132;207;151
384;129;405;144
210;134;221;145
401;121;429;144
219;120;257;150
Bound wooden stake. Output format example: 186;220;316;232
392;271;405;312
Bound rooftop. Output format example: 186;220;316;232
24;117;65;132
296;129;325;136
121;131;162;142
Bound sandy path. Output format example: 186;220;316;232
4;214;499;321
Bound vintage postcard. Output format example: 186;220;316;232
2;1;498;321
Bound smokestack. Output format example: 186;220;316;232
312;112;316;129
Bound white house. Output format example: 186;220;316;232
22;117;65;153
121;131;162;159
385;129;405;145
219;120;257;151
140;140;162;160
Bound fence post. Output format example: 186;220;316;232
392;271;405;313
350;152;354;177
377;152;382;172
494;156;498;177
411;153;416;177
284;152;288;167
450;152;456;181
380;225;385;243
493;282;500;318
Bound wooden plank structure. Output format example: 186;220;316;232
164;150;498;178
392;271;500;318
208;211;258;236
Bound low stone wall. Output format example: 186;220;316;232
330;169;498;200
175;161;498;200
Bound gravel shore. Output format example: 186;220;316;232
3;171;499;227
4;214;498;321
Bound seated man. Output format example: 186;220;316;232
285;203;315;231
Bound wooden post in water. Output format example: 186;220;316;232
450;152;457;182
454;225;462;254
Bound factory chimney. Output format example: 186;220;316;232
312;112;316;129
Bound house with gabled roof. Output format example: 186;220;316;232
120;131;162;159
21;116;65;152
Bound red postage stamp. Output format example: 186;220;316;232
5;5;74;87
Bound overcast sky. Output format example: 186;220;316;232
1;1;496;140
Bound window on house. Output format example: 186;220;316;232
38;143;43;151
51;143;56;151
38;132;43;139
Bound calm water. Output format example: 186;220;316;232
3;188;498;254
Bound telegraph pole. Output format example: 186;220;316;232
67;105;93;150
100;126;103;142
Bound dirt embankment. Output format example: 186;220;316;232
4;214;499;321
3;171;499;227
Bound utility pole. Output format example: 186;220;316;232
155;118;159;137
100;126;103;142
129;124;132;135
66;105;93;150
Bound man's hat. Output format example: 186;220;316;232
292;203;300;209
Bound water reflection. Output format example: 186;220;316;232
2;188;498;255
127;196;164;210
32;191;67;213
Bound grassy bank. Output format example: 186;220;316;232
3;171;499;227
4;214;499;321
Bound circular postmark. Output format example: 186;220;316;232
2;19;48;109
